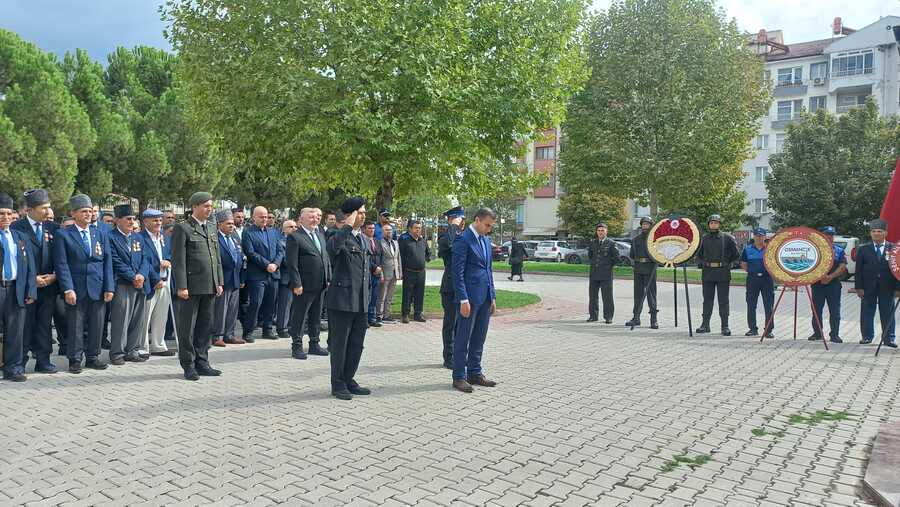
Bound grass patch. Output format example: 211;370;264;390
751;427;785;439
388;284;539;315
660;453;712;473
786;410;854;426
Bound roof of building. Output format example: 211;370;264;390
765;38;833;62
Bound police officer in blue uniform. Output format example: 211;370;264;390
854;218;898;347
808;226;847;343
741;228;774;338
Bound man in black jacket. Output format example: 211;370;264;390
695;214;740;336
438;206;465;368
398;219;431;323
587;222;617;323
326;197;371;400
855;218;898;346
362;221;384;326
286;208;331;359
627;217;658;328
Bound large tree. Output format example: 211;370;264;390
557;191;626;238
767;100;900;238
164;0;588;209
559;0;769;217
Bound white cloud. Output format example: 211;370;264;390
591;0;897;43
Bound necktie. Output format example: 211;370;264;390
81;230;91;255
2;232;12;281
311;231;321;253
35;222;42;243
877;245;883;260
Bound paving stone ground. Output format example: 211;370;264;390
1;270;898;506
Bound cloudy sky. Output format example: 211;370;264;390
1;0;897;62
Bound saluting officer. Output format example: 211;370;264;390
626;217;658;328
695;214;740;336
741;228;774;338
808;226;847;343
587;222;617;323
438;206;465;368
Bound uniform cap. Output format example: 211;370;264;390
340;196;366;214
23;189;50;208
379;208;391;217
596;222;608;229
819;226;836;235
445;205;465;218
189;191;213;207
753;227;767;236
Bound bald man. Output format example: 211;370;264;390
240;206;285;342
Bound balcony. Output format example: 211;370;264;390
773;80;808;98
836;102;866;114
771;115;800;130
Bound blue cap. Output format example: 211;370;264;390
444;205;465;218
820;226;835;235
379;208;391;216
753;227;767;236
141;208;163;219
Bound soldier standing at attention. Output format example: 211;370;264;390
695;214;740;336
587;222;617;323
626;217;658;329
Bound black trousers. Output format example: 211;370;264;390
631;272;657;319
175;294;216;369
66;297;106;364
23;285;57;366
1;283;27;374
588;279;614;321
702;280;730;325
746;274;774;333
53;296;68;354
440;291;456;363
402;270;426;317
328;310;367;391
290;289;323;347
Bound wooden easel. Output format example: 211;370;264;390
759;284;828;350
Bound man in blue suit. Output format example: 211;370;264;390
854;218;899;347
108;203;152;364
241;206;284;342
11;188;59;373
213;209;244;346
451;207;499;393
54;194;115;373
0;194;37;381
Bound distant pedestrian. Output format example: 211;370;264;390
507;237;526;282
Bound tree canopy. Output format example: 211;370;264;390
557;191;626;238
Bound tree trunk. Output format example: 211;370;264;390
649;191;658;219
375;174;395;212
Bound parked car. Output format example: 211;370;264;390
499;240;539;260
833;235;859;280
533;240;576;262
491;242;507;261
565;241;632;266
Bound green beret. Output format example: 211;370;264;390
189;191;213;207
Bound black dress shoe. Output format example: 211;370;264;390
292;348;308;360
650;322;659;329
3;372;27;382
110;356;126;366
124;353;142;362
764;332;775;339
829;336;844;344
401;315;410;324
85;360;108;370
808;334;822;341
196;365;222;376
35;363;58;374
625;319;640;327
886;342;898;348
413;315;426;323
586;317;598;322
604;319;612;324
348;384;371;395
151;350;177;356
183;367;199;381
308;343;329;356
860;339;873;344
745;330;758;337
277;330;290;338
695;326;710;334
262;330;278;340
68;363;82;374
721;328;731;336
243;335;256;343
332;389;353;400
368;321;382;327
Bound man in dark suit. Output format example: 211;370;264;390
275;219;298;338
12;189;59;373
54;194;114;373
451;207;498;393
326;197;371;400
855;219;898;347
108;204;152;365
240;205;284;342
398;219;431;323
287;207;331;359
438;206;465;369
213;209;244;346
363;221;383;327
171;192;225;380
0;194;37;381
587;222;618;323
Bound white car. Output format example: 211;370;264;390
533;240;576;262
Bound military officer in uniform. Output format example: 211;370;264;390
740;228;774;338
626;217;658;328
695;214;740;336
587;222;617;323
171;191;225;380
438;206;465;368
808;226;847;343
326;197;371;400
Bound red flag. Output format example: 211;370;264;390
880;158;900;243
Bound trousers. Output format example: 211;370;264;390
746;274;774;332
328;310;367;391
174;294;216;369
588;279;614;321
401;270;425;317
702;280;730;326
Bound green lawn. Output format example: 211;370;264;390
389;285;540;315
426;259;748;285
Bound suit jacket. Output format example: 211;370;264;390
10;218;57;286
0;227;37;306
438;224;463;294
365;235;382;276
109;228;153;296
171;216;224;295
589;237;618;281
139;229;172;289
53;224;114;301
285;227;331;292
452;226;495;306
855;242;897;294
380;237;402;281
241;224;285;282
217;231;243;291
325;226;369;313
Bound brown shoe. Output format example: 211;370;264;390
467;374;497;387
225;337;246;344
453;379;474;393
212;339;226;347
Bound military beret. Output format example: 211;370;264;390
596;222;608;229
113;204;135;218
23;188;50;208
189;191;213;207
753;227;767;236
215;209;233;223
379;208;391;217
141;208;163;219
340;196;366;214
0;194;14;210
69;194;92;211
819;226;835;235
445;205;465;218
869;218;888;231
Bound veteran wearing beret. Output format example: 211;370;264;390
171;192;225;380
0;193;37;381
139;208;175;357
855;218;898;347
212;208;244;347
108;204;152;365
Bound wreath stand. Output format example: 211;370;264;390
759;284;828;350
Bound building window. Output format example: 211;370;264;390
535;146;555;160
754;135;769;150
809;96;827;113
515;203;525;225
776;100;803;121
775;133;786;153
754;198;769;214
810;62;828;81
836;94;867;114
755;166;769;182
776;67;803;86
832;49;874;78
